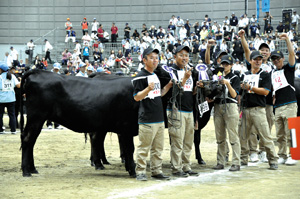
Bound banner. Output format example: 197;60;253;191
256;0;260;21
262;0;270;12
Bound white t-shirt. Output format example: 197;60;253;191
10;49;18;60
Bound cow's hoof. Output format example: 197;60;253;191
95;165;105;170
23;172;32;177
121;158;125;164
198;159;206;165
102;161;111;165
30;169;39;174
91;162;95;167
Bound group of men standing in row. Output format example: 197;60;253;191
131;30;297;181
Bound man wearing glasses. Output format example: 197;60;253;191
270;33;298;166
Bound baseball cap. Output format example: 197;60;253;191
125;22;128;25
67;18;70;21
270;50;284;59
250;51;263;60
87;66;94;71
142;47;159;58
53;63;61;69
0;62;9;72
259;42;270;50
216;50;228;59
94;18;96;20
10;46;13;49
79;63;86;68
44;39;47;41
84;17;87;20
177;16;180;18
175;45;190;54
220;55;234;65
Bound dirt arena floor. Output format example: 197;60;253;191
0;116;300;199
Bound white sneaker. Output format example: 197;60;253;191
285;157;297;165
250;153;259;162
259;151;268;163
0;131;10;134
11;131;17;135
278;157;286;164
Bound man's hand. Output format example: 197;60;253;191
220;79;229;86
279;33;289;41
147;82;155;91
207;39;216;47
183;66;192;80
238;29;245;37
240;82;250;90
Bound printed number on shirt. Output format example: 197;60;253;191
2;79;13;92
244;74;259;94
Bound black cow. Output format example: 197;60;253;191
20;69;139;177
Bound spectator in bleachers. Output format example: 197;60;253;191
74;55;82;69
26;39;35;65
223;27;231;41
185;19;191;37
215;26;223;46
65;27;76;43
296;47;300;64
81;17;89;36
263;12;273;33
276;21;286;33
82;31;92;46
220;39;228;52
193;21;201;37
232;36;244;62
287;28;295;41
291;10;299;33
149;25;157;38
139;39;148;55
97;24;104;42
175;16;184;38
141;23;148;36
182;38;190;48
111;22;118;44
41;57;48;68
65;18;72;35
199;40;207;63
174;39;182;49
82;43;90;62
224;16;230;26
250;14;257;25
254;34;263;50
190;32;199;43
93;47;102;63
124;23;131;39
61;49;72;65
168;21;176;36
91;18;99;35
212;21;218;32
249;42;256;51
76;63;88;77
200;27;208;41
133;37;140;54
250;22;259;39
44;39;53;64
244;14;250;37
160;52;168;65
115;50;123;69
166;32;176;44
192;40;200;64
87;66;94;76
124;39;131;57
179;26;187;41
267;39;275;52
264;23;274;36
4;52;12;67
132;29;140;39
230;12;238;33
201;21;209;31
74;40;81;58
208;26;215;38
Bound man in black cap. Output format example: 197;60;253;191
276;21;286;33
238;48;279;169
132;47;172;181
212;54;241;171
270;33;298;165
167;45;198;177
230;12;238;33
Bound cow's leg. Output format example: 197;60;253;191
117;134;125;163
119;134;136;177
90;132;105;170
99;132;110;165
194;129;206;165
21;118;44;177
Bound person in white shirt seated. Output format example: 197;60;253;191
76;63;88;77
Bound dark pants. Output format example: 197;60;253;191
28;50;33;65
125;49;131;57
45;51;51;63
0;102;16;132
83;56;89;62
111;34;117;43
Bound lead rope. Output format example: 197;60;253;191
240;83;247;140
168;79;183;129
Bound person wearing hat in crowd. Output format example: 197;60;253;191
132;47;173;181
175;16;184;38
124;23;131;39
270;33;298;165
184;19;191;37
0;62;20;135
211;54;241;171
239;29;279;170
26;39;35;65
91;18;99;35
263;12;273;33
230;12;238;33
276;21;286;33
76;63;88;77
65;18;72;35
81;17;89;36
291;10;300;33
167;45;198;177
86;65;94;76
65;27;76;43
264;23;274;36
51;63;61;74
44;39;53;64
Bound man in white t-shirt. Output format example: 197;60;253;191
291;10;300;33
10;47;19;67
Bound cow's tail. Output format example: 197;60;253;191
20;70;38;135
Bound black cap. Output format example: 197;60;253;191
270;50;284;58
44;39;47;41
142;47;159;58
220;55;234;65
259;42;270;50
175;46;190;54
216;50;228;59
250;51;263;60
